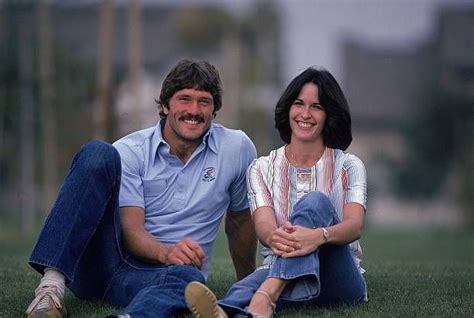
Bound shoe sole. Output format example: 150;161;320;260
185;281;221;318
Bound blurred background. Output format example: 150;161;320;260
0;0;473;236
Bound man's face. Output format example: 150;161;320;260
162;88;215;146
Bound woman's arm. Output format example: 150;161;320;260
280;202;365;258
253;206;301;256
324;202;365;244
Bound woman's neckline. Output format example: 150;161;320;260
284;144;326;168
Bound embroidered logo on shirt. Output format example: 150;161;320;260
202;167;216;182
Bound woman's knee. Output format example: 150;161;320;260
300;191;332;208
290;191;337;225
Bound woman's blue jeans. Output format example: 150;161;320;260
218;191;366;317
29;140;205;318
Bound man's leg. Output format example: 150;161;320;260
105;264;205;318
27;140;124;317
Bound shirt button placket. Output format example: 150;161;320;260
174;169;186;202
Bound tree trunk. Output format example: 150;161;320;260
127;0;142;131
19;14;36;235
38;0;58;215
0;5;6;176
220;34;241;129
95;0;114;140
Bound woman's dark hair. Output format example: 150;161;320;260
157;59;223;118
274;67;352;150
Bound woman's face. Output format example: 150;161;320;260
289;82;326;144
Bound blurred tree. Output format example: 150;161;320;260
393;68;474;226
0;3;96;229
236;1;281;152
238;106;275;157
0;3;22;224
240;1;281;84
218;31;241;129
53;48;96;164
173;6;236;53
38;0;58;215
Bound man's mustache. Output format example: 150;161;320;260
179;115;205;123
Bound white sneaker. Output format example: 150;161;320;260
25;285;67;318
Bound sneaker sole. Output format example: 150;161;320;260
185;281;221;318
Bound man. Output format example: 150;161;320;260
25;59;257;318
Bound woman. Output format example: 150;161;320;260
185;66;367;318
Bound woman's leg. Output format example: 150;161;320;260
310;244;366;306
217;268;269;317
264;192;365;308
265;192;338;300
212;191;364;317
217;192;337;316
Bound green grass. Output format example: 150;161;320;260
1;227;473;317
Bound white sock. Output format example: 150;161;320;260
38;268;66;298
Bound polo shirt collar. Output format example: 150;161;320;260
203;124;218;154
151;119;218;159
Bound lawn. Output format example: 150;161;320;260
1;225;473;317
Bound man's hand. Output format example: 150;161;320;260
164;238;207;269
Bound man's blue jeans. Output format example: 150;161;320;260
29;141;205;318
218;191;366;317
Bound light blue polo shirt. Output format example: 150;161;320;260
113;120;257;277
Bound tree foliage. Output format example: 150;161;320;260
393;66;474;225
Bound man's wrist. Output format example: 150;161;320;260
159;244;171;264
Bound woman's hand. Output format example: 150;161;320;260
268;222;301;256
281;225;325;258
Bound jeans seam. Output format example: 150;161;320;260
69;178;115;281
101;260;127;302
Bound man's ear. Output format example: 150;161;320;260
155;98;168;114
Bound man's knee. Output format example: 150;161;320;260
75;140;120;175
168;265;205;284
81;140;119;162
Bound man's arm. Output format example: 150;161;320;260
225;208;257;280
121;206;206;268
